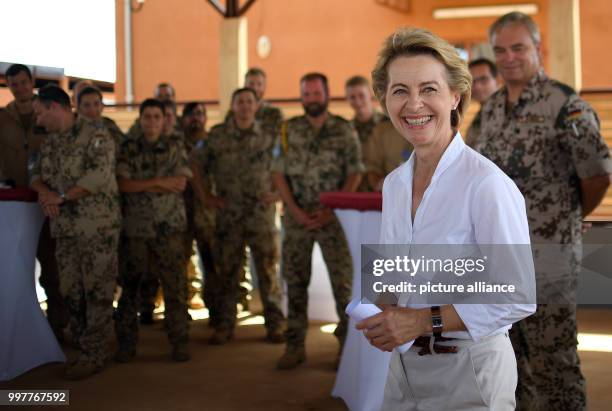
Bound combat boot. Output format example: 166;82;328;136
172;343;191;362
209;328;234;345
266;328;285;344
276;345;306;370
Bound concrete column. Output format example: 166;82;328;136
219;17;248;114
548;0;582;90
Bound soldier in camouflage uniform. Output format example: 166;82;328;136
345;75;387;191
465;58;499;147
74;85;124;146
181;102;219;321
191;88;285;344
224;68;285;311
136;99;188;324
114;99;193;363
363;119;413;191
271;73;364;369
30;85;121;380
242;67;284;137
474;13;612;411
127;83;181;138
0;65;69;342
73;80;124;145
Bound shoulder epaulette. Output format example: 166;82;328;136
549;80;576;98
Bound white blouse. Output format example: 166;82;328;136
380;133;536;341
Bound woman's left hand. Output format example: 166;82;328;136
356;306;429;352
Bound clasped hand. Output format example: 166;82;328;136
38;190;63;218
293;207;334;230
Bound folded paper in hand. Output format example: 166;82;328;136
346;298;414;353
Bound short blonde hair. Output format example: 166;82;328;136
371;28;472;131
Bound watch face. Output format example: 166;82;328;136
433;318;443;327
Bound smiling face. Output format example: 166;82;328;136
385;54;459;149
492;22;541;87
346;84;373;119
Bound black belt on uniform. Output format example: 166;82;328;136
413;335;458;356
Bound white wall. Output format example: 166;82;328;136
0;0;116;82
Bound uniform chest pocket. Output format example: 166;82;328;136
62;144;86;179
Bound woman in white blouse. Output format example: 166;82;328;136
356;28;536;410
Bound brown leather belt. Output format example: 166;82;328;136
413;336;458;356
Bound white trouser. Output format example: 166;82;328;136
382;332;517;411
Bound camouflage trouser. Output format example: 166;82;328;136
185;193;218;323
282;212;352;347
55;230;119;366
212;204;284;332
510;304;586;411
115;233;189;349
38;219;69;331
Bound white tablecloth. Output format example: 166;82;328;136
0;202;65;381
331;209;391;411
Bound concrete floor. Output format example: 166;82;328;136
2;307;611;411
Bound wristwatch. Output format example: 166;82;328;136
431;306;443;338
59;191;67;202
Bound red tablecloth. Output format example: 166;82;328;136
0;188;38;203
319;192;382;211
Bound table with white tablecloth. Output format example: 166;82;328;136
315;192;391;411
0;195;65;381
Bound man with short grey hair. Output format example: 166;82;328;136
474;12;612;410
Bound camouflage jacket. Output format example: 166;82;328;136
351;111;387;146
225;103;283;137
192;119;275;209
465;108;482;148
363;119;412;179
0;100;47;187
117;134;193;238
271;113;364;210
474;70;612;245
30;117;121;238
